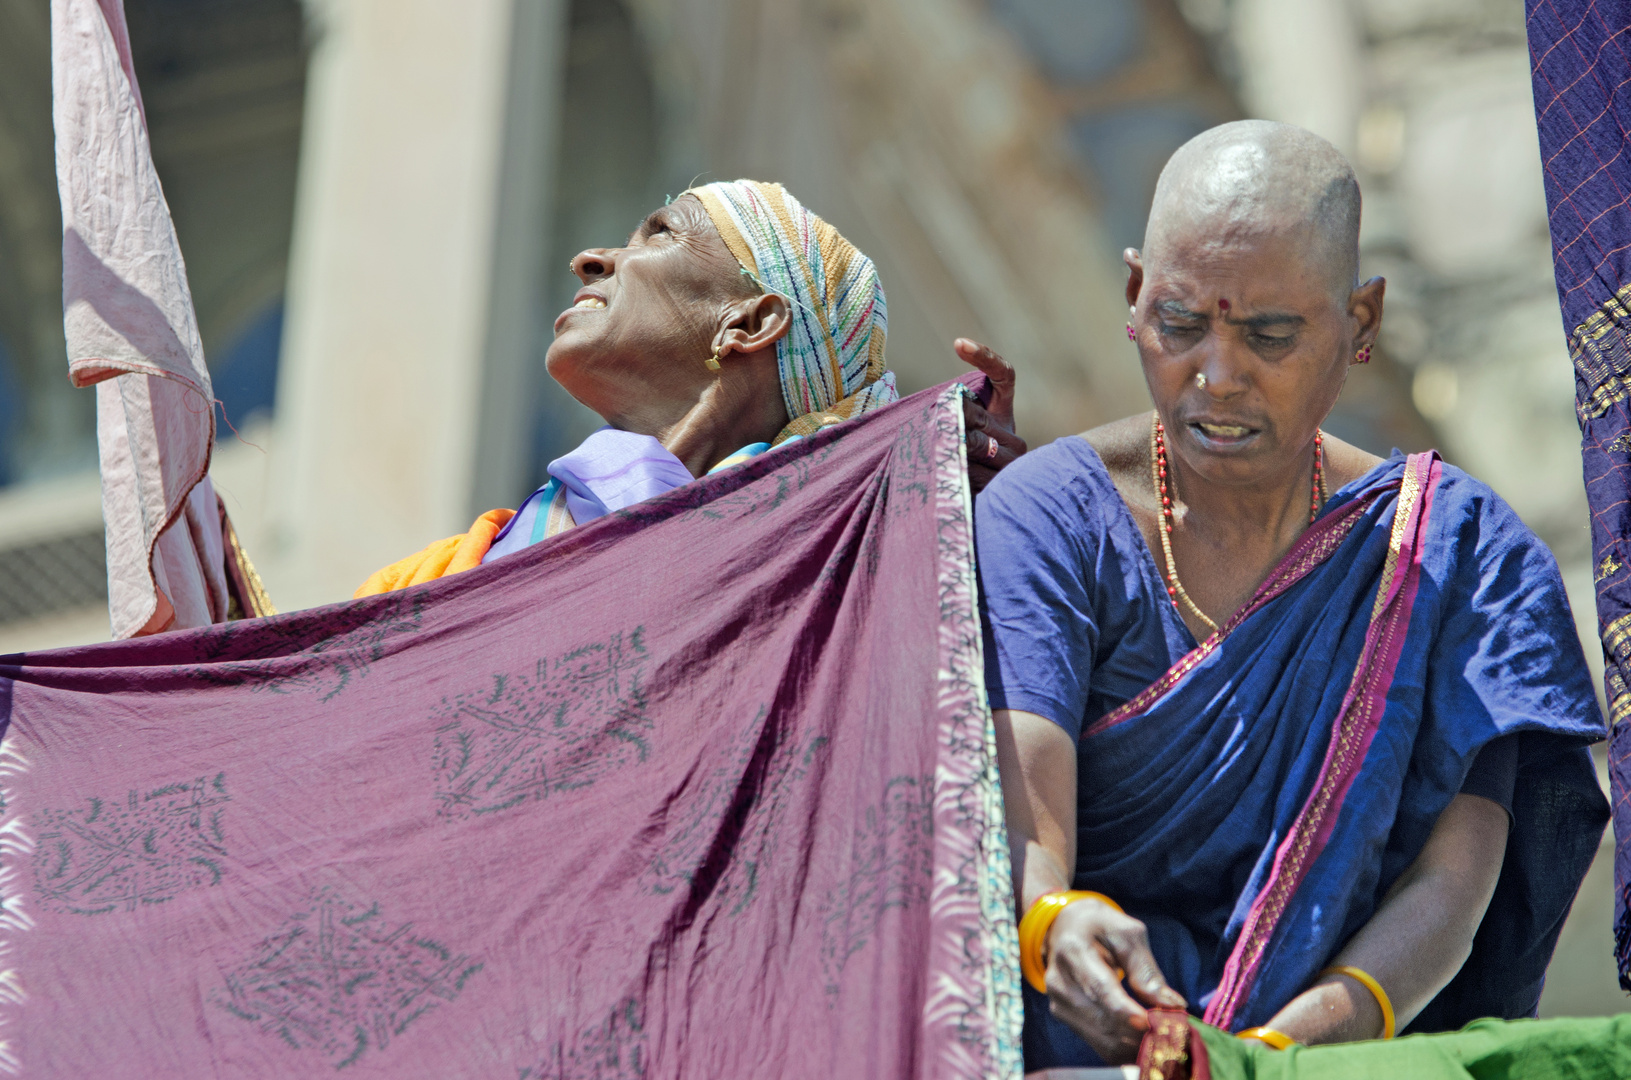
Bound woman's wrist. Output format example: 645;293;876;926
1263;976;1385;1046
1018;890;1124;992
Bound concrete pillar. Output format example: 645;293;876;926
269;0;565;607
1230;0;1362;156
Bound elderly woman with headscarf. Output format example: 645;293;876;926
356;181;1021;594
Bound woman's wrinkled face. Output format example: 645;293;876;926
547;195;751;417
1127;218;1361;488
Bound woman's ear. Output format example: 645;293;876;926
1349;275;1386;349
1124;248;1144;309
712;293;792;361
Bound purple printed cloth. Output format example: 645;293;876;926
0;381;1021;1078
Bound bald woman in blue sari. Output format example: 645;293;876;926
979;121;1609;1069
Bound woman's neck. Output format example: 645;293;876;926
610;367;788;477
1171;451;1317;552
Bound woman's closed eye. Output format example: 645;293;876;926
631;211;674;244
1158;320;1204;339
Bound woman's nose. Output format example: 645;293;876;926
1196;339;1245;396
571;248;616;281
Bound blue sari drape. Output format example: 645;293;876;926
1028;452;1604;1054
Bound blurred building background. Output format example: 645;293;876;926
0;0;1619;1013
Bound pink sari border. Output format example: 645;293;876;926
1202;452;1442;1030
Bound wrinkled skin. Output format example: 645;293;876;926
548;194;1023;483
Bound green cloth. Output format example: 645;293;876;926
1195;1015;1631;1079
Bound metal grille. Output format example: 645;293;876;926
0;529;107;625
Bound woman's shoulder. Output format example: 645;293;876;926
1079;414;1152;494
1428;459;1556;558
975;429;1131;550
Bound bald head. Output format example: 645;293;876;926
1145;121;1360;295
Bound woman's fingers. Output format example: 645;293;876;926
1041;899;1174;1065
965;435;1023;493
963;410;1021;461
962;396;1028;493
955;338;1025;495
954;338;1019;431
1046;942;1149;1064
1104;923;1187;1010
963;390;1026;449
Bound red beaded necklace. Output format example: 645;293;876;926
1149;412;1325;635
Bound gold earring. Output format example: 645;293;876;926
705;349;722;371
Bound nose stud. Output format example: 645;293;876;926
1196;373;1208;388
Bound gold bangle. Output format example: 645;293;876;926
1236;1027;1297;1050
1017;890;1123;993
1319;965;1395;1039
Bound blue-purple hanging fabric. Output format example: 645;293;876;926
1528;0;1631;990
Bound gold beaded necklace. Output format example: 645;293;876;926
1149;411;1325;636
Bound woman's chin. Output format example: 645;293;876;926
543;351;619;420
543;343;588;387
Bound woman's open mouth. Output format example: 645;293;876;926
1188;420;1260;449
553;291;608;332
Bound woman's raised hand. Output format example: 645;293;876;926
1044;897;1188;1065
956;338;1026;491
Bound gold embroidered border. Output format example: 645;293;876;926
1573;279;1631;420
1604;613;1631;727
543;482;575;539
222;510;276;618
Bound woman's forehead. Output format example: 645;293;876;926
662;194;712;228
626;194;720;249
1148;216;1345;298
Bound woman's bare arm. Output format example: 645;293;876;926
996;709;1509;1056
1263;792;1509;1044
995;708;1185;1064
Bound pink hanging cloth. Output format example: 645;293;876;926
51;0;264;637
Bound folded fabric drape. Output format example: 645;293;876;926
1189;1014;1631;1079
53;0;244;636
0;379;1021;1078
355;509;516;598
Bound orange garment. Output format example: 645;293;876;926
354;508;515;598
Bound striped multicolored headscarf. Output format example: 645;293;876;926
687;180;897;443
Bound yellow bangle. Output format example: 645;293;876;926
1236;1027;1297;1050
1319;965;1395;1039
1017;890;1123;993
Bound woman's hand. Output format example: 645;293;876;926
1044;898;1188;1064
956;338;1026;491
994;709;1182;1064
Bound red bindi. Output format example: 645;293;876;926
1218;299;1230;311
